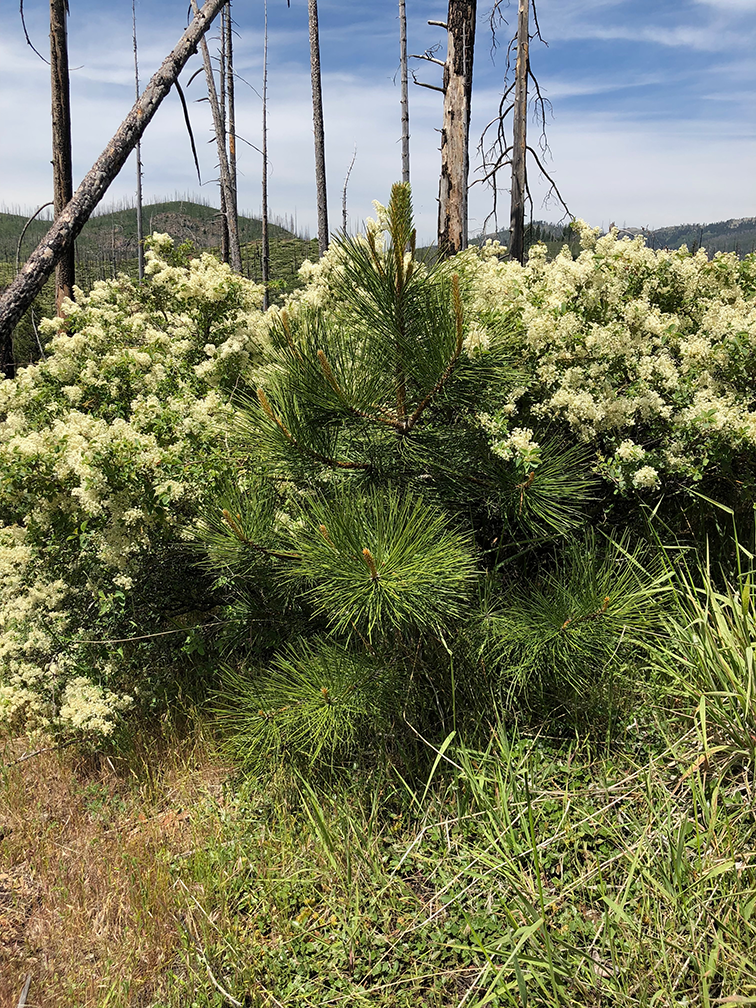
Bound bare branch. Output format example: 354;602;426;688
412;74;445;94
342;145;357;233
409;53;445;67
525;145;573;218
19;0;49;63
15;203;53;274
174;80;203;184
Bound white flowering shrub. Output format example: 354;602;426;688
6;198;756;746
0;236;266;735
456;226;756;503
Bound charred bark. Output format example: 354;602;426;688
509;0;529;264
308;0;329;256
399;0;410;183
50;0;75;313
437;0;476;257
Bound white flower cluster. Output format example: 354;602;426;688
0;235;267;735
456;225;756;492
58;676;133;736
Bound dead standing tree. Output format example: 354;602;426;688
399;0;410;183
412;1;477;257
261;0;270;308
476;0;570;263
50;0;75;312
0;0;230;376
132;0;145;280
308;0;329;256
190;0;242;272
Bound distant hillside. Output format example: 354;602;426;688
642;218;756;257
473;217;756;258
0;200;296;264
0;201;319;368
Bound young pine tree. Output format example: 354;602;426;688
199;183;650;765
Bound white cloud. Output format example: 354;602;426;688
694;0;756;9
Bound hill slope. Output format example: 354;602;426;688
474;217;756;258
0;200;295;263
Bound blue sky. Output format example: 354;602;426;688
1;0;754;242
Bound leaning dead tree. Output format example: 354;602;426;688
476;0;570;263
412;1;477;256
0;0;230;375
50;0;75;312
190;0;242;272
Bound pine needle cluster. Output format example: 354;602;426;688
198;184;665;762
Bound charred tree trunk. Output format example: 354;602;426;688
132;0;145;280
261;0;270;309
0;0;229;373
218;3;229;262
190;0;241;272
308;0;329;256
50;0;75;313
438;0;476;257
399;0;410;183
225;2;239;264
509;0;529;264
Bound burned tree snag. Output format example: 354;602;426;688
438;0;476;257
399;0;410;183
261;0;270;308
190;0;241;272
509;0;529;264
308;0;329;256
50;0;75;312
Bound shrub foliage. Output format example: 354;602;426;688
2;187;756;752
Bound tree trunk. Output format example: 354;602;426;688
50;0;75;313
190;0;241;271
225;2;239;263
509;0;529;264
308;0;329;256
132;0;145;280
261;0;270;309
399;0;410;183
437;0;476;257
0;0;229;374
218;3;229;262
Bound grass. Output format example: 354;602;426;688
2;696;755;1007
2;519;756;1005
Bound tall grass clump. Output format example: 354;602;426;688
652;535;756;780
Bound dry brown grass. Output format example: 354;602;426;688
0;727;230;1008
